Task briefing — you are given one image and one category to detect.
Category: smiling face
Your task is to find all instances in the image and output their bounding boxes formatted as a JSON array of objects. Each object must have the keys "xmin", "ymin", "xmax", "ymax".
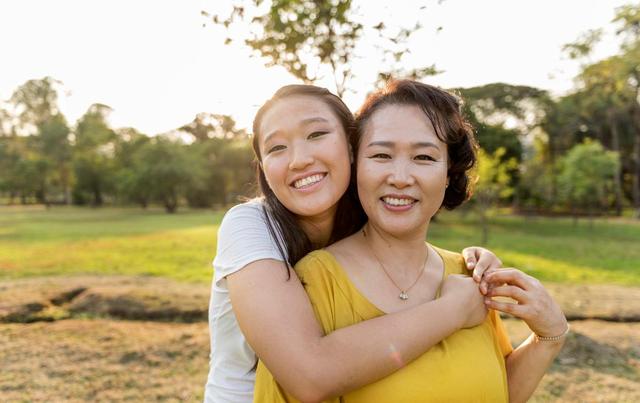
[
  {"xmin": 258, "ymin": 95, "xmax": 352, "ymax": 219},
  {"xmin": 357, "ymin": 103, "xmax": 448, "ymax": 238}
]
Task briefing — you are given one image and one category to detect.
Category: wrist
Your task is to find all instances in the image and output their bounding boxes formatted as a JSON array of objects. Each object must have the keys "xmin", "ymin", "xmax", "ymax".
[{"xmin": 533, "ymin": 323, "xmax": 570, "ymax": 344}]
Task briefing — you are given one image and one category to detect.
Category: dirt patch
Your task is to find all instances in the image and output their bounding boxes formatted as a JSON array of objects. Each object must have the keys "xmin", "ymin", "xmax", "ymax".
[
  {"xmin": 2, "ymin": 276, "xmax": 639, "ymax": 324},
  {"xmin": 0, "ymin": 319, "xmax": 209, "ymax": 401},
  {"xmin": 1, "ymin": 276, "xmax": 639, "ymax": 401},
  {"xmin": 0, "ymin": 276, "xmax": 209, "ymax": 323},
  {"xmin": 545, "ymin": 283, "xmax": 640, "ymax": 322},
  {"xmin": 1, "ymin": 318, "xmax": 638, "ymax": 402},
  {"xmin": 503, "ymin": 319, "xmax": 640, "ymax": 402}
]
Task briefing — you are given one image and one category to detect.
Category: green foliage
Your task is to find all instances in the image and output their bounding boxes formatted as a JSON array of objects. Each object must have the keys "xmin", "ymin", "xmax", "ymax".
[
  {"xmin": 133, "ymin": 136, "xmax": 207, "ymax": 213},
  {"xmin": 517, "ymin": 137, "xmax": 555, "ymax": 211},
  {"xmin": 558, "ymin": 140, "xmax": 620, "ymax": 215},
  {"xmin": 73, "ymin": 104, "xmax": 117, "ymax": 206},
  {"xmin": 475, "ymin": 147, "xmax": 517, "ymax": 203},
  {"xmin": 9, "ymin": 76, "xmax": 61, "ymax": 132},
  {"xmin": 37, "ymin": 114, "xmax": 72, "ymax": 203},
  {"xmin": 472, "ymin": 147, "xmax": 518, "ymax": 244},
  {"xmin": 208, "ymin": 1, "xmax": 434, "ymax": 96},
  {"xmin": 562, "ymin": 28, "xmax": 603, "ymax": 60}
]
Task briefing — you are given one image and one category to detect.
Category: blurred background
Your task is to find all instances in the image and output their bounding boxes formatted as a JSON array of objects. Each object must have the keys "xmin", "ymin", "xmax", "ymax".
[{"xmin": 1, "ymin": 0, "xmax": 639, "ymax": 401}]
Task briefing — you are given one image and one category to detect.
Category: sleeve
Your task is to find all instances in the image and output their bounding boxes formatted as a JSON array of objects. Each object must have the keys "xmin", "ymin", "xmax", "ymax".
[
  {"xmin": 212, "ymin": 202, "xmax": 286, "ymax": 289},
  {"xmin": 490, "ymin": 309, "xmax": 514, "ymax": 357},
  {"xmin": 295, "ymin": 253, "xmax": 339, "ymax": 335}
]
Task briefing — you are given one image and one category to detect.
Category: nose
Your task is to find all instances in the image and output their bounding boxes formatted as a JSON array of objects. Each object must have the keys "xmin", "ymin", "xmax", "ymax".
[
  {"xmin": 288, "ymin": 141, "xmax": 314, "ymax": 170},
  {"xmin": 386, "ymin": 160, "xmax": 415, "ymax": 188}
]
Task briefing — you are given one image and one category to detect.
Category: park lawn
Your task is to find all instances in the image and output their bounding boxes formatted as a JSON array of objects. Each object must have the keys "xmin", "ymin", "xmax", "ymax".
[
  {"xmin": 1, "ymin": 206, "xmax": 639, "ymax": 285},
  {"xmin": 430, "ymin": 211, "xmax": 640, "ymax": 285},
  {"xmin": 0, "ymin": 206, "xmax": 222, "ymax": 283}
]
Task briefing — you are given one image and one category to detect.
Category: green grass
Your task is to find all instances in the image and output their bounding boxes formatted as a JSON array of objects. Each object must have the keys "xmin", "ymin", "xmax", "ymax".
[
  {"xmin": 1, "ymin": 206, "xmax": 639, "ymax": 285},
  {"xmin": 0, "ymin": 206, "xmax": 223, "ymax": 282},
  {"xmin": 430, "ymin": 211, "xmax": 640, "ymax": 285}
]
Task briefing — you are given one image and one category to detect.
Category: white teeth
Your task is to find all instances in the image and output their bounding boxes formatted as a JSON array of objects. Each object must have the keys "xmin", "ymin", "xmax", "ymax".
[
  {"xmin": 382, "ymin": 197, "xmax": 414, "ymax": 206},
  {"xmin": 294, "ymin": 174, "xmax": 324, "ymax": 189}
]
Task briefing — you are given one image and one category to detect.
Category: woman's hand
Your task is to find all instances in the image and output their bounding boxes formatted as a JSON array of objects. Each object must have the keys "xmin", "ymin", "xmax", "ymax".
[
  {"xmin": 482, "ymin": 268, "xmax": 568, "ymax": 338},
  {"xmin": 461, "ymin": 246, "xmax": 503, "ymax": 284},
  {"xmin": 440, "ymin": 274, "xmax": 488, "ymax": 329}
]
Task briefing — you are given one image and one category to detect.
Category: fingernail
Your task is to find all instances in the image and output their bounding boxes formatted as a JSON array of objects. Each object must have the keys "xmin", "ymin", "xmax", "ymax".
[{"xmin": 467, "ymin": 262, "xmax": 475, "ymax": 268}]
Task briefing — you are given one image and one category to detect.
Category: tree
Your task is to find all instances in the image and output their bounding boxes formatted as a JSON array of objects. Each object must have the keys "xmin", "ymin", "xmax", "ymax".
[
  {"xmin": 178, "ymin": 113, "xmax": 246, "ymax": 142},
  {"xmin": 73, "ymin": 104, "xmax": 117, "ymax": 206},
  {"xmin": 9, "ymin": 77, "xmax": 62, "ymax": 134},
  {"xmin": 206, "ymin": 1, "xmax": 436, "ymax": 96},
  {"xmin": 36, "ymin": 113, "xmax": 72, "ymax": 204},
  {"xmin": 459, "ymin": 83, "xmax": 549, "ymax": 163},
  {"xmin": 574, "ymin": 56, "xmax": 634, "ymax": 215},
  {"xmin": 134, "ymin": 136, "xmax": 205, "ymax": 213},
  {"xmin": 113, "ymin": 128, "xmax": 152, "ymax": 208},
  {"xmin": 516, "ymin": 136, "xmax": 555, "ymax": 212},
  {"xmin": 472, "ymin": 147, "xmax": 517, "ymax": 245},
  {"xmin": 566, "ymin": 3, "xmax": 640, "ymax": 218},
  {"xmin": 558, "ymin": 140, "xmax": 619, "ymax": 223},
  {"xmin": 5, "ymin": 77, "xmax": 71, "ymax": 205}
]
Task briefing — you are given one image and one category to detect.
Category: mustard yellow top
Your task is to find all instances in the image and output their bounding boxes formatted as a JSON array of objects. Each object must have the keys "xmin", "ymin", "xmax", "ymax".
[{"xmin": 254, "ymin": 246, "xmax": 513, "ymax": 403}]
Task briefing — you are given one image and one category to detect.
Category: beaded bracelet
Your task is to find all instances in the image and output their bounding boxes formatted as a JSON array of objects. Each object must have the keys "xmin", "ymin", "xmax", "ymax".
[{"xmin": 534, "ymin": 324, "xmax": 570, "ymax": 342}]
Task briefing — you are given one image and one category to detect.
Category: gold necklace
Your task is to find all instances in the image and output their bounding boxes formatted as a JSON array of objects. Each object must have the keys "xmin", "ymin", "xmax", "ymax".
[{"xmin": 362, "ymin": 227, "xmax": 429, "ymax": 301}]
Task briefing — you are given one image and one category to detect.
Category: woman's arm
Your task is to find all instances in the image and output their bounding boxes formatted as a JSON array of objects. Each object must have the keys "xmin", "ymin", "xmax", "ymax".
[
  {"xmin": 228, "ymin": 260, "xmax": 488, "ymax": 402},
  {"xmin": 483, "ymin": 269, "xmax": 568, "ymax": 403}
]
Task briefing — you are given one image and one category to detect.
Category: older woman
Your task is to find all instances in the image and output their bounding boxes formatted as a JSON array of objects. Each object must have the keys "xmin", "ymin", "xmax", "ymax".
[{"xmin": 253, "ymin": 80, "xmax": 568, "ymax": 402}]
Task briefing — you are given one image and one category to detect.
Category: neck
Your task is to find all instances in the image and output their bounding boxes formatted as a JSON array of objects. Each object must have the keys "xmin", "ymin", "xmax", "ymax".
[
  {"xmin": 361, "ymin": 221, "xmax": 430, "ymax": 273},
  {"xmin": 297, "ymin": 205, "xmax": 337, "ymax": 248}
]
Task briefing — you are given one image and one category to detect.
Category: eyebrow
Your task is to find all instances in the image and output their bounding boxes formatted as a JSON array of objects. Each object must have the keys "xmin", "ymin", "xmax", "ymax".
[
  {"xmin": 366, "ymin": 141, "xmax": 441, "ymax": 150},
  {"xmin": 263, "ymin": 117, "xmax": 331, "ymax": 145}
]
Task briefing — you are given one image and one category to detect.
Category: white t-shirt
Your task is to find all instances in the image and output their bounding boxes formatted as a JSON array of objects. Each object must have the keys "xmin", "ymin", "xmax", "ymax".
[{"xmin": 204, "ymin": 200, "xmax": 286, "ymax": 403}]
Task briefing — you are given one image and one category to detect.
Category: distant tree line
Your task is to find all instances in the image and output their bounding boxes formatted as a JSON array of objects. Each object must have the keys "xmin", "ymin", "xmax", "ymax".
[
  {"xmin": 205, "ymin": 1, "xmax": 640, "ymax": 219},
  {"xmin": 0, "ymin": 78, "xmax": 254, "ymax": 212},
  {"xmin": 1, "ymin": 4, "xmax": 638, "ymax": 217}
]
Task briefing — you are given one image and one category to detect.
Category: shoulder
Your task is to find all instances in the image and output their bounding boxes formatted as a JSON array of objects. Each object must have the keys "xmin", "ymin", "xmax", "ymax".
[
  {"xmin": 217, "ymin": 199, "xmax": 274, "ymax": 241},
  {"xmin": 431, "ymin": 245, "xmax": 467, "ymax": 275},
  {"xmin": 214, "ymin": 199, "xmax": 285, "ymax": 282},
  {"xmin": 294, "ymin": 250, "xmax": 343, "ymax": 284},
  {"xmin": 220, "ymin": 199, "xmax": 267, "ymax": 225}
]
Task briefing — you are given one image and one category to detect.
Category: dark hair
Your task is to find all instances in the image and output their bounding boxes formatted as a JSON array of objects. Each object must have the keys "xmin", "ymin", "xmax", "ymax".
[
  {"xmin": 355, "ymin": 80, "xmax": 478, "ymax": 209},
  {"xmin": 252, "ymin": 84, "xmax": 366, "ymax": 272}
]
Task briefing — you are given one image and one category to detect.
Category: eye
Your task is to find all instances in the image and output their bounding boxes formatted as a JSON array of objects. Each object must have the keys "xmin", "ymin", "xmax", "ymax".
[
  {"xmin": 307, "ymin": 131, "xmax": 328, "ymax": 140},
  {"xmin": 415, "ymin": 154, "xmax": 436, "ymax": 162},
  {"xmin": 266, "ymin": 144, "xmax": 286, "ymax": 154},
  {"xmin": 370, "ymin": 153, "xmax": 391, "ymax": 159}
]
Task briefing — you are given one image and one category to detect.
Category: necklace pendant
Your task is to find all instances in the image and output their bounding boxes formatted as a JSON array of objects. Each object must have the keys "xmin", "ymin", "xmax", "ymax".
[{"xmin": 399, "ymin": 291, "xmax": 409, "ymax": 300}]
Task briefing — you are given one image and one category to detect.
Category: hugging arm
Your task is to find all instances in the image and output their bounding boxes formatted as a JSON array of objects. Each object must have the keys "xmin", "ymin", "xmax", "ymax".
[
  {"xmin": 483, "ymin": 269, "xmax": 568, "ymax": 403},
  {"xmin": 228, "ymin": 256, "xmax": 489, "ymax": 402}
]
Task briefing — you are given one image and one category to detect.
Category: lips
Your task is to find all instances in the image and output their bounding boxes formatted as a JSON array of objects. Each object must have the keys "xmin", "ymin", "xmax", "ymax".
[{"xmin": 291, "ymin": 173, "xmax": 326, "ymax": 189}]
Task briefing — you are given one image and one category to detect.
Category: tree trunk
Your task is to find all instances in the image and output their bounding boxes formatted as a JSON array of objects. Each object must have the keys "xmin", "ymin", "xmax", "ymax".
[
  {"xmin": 607, "ymin": 108, "xmax": 623, "ymax": 216},
  {"xmin": 164, "ymin": 192, "xmax": 177, "ymax": 213},
  {"xmin": 93, "ymin": 186, "xmax": 103, "ymax": 206},
  {"xmin": 479, "ymin": 200, "xmax": 489, "ymax": 245},
  {"xmin": 548, "ymin": 133, "xmax": 558, "ymax": 206}
]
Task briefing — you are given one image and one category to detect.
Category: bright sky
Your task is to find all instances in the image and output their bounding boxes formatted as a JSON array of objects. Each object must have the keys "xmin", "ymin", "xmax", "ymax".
[{"xmin": 0, "ymin": 0, "xmax": 631, "ymax": 134}]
